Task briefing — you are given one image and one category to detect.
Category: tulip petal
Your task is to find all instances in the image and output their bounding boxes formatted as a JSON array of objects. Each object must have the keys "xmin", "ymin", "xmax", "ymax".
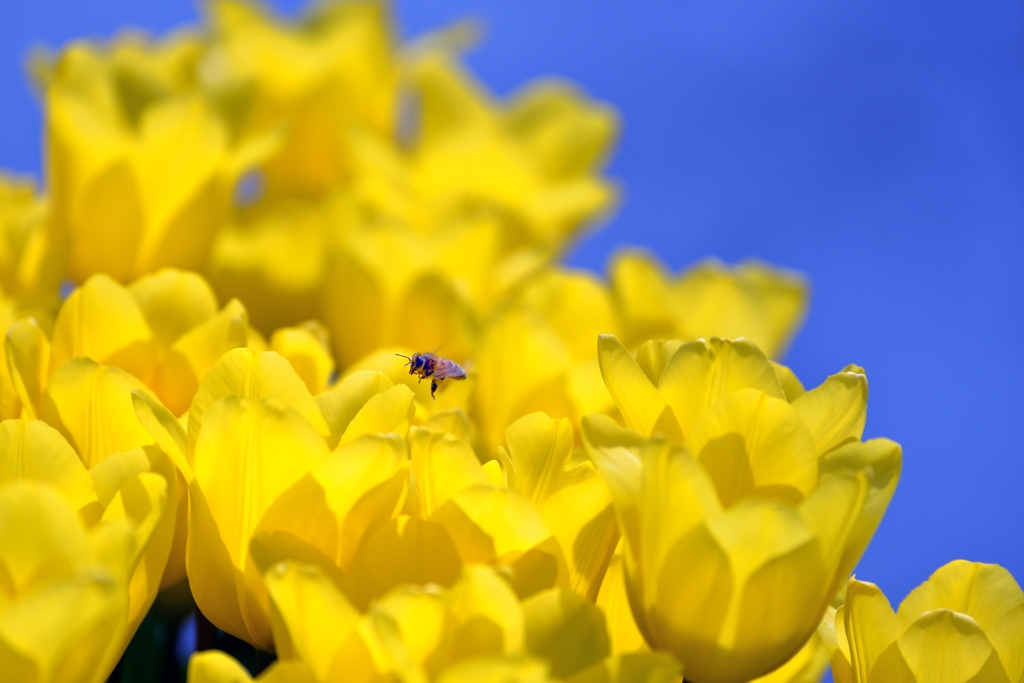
[
  {"xmin": 50, "ymin": 274, "xmax": 155, "ymax": 381},
  {"xmin": 0, "ymin": 482, "xmax": 90, "ymax": 597},
  {"xmin": 634, "ymin": 340, "xmax": 684, "ymax": 386},
  {"xmin": 0, "ymin": 419, "xmax": 98, "ymax": 515},
  {"xmin": 338, "ymin": 384, "xmax": 415, "ymax": 447},
  {"xmin": 187, "ymin": 650, "xmax": 254, "ymax": 683},
  {"xmin": 819, "ymin": 439, "xmax": 902, "ymax": 583},
  {"xmin": 658, "ymin": 337, "xmax": 785, "ymax": 438},
  {"xmin": 897, "ymin": 561, "xmax": 1024, "ymax": 633},
  {"xmin": 799, "ymin": 472, "xmax": 868, "ymax": 601},
  {"xmin": 688, "ymin": 388, "xmax": 818, "ymax": 506},
  {"xmin": 504, "ymin": 412, "xmax": 575, "ymax": 503},
  {"xmin": 596, "ymin": 335, "xmax": 676, "ymax": 438},
  {"xmin": 607, "ymin": 251, "xmax": 677, "ymax": 346},
  {"xmin": 877, "ymin": 609, "xmax": 1008, "ymax": 683},
  {"xmin": 987, "ymin": 602, "xmax": 1024, "ymax": 683},
  {"xmin": 411, "ymin": 427, "xmax": 487, "ymax": 519},
  {"xmin": 792, "ymin": 365, "xmax": 868, "ymax": 455},
  {"xmin": 771, "ymin": 362, "xmax": 806, "ymax": 402},
  {"xmin": 315, "ymin": 371, "xmax": 395, "ymax": 449},
  {"xmin": 596, "ymin": 554, "xmax": 649, "ymax": 655},
  {"xmin": 189, "ymin": 397, "xmax": 329, "ymax": 647},
  {"xmin": 154, "ymin": 299, "xmax": 249, "ymax": 416},
  {"xmin": 270, "ymin": 323, "xmax": 335, "ymax": 396},
  {"xmin": 435, "ymin": 656, "xmax": 550, "ymax": 683},
  {"xmin": 263, "ymin": 562, "xmax": 360, "ymax": 680},
  {"xmin": 342, "ymin": 516, "xmax": 462, "ymax": 611},
  {"xmin": 5, "ymin": 318, "xmax": 50, "ymax": 419},
  {"xmin": 842, "ymin": 579, "xmax": 900, "ymax": 683},
  {"xmin": 523, "ymin": 588, "xmax": 610, "ymax": 678},
  {"xmin": 41, "ymin": 358, "xmax": 154, "ymax": 468},
  {"xmin": 131, "ymin": 389, "xmax": 191, "ymax": 479},
  {"xmin": 748, "ymin": 633, "xmax": 830, "ymax": 683},
  {"xmin": 128, "ymin": 269, "xmax": 218, "ymax": 347},
  {"xmin": 444, "ymin": 565, "xmax": 526, "ymax": 661},
  {"xmin": 187, "ymin": 348, "xmax": 328, "ymax": 456},
  {"xmin": 566, "ymin": 652, "xmax": 682, "ymax": 683}
]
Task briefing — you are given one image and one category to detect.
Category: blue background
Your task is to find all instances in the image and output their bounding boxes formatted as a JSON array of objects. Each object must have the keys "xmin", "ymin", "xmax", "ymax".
[{"xmin": 2, "ymin": 0, "xmax": 1022, "ymax": 637}]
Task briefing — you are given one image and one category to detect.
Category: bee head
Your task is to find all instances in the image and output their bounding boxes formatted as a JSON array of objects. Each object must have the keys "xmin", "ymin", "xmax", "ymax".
[{"xmin": 395, "ymin": 352, "xmax": 422, "ymax": 372}]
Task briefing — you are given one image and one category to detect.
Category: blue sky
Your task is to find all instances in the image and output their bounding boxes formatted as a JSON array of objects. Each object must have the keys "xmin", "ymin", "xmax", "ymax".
[{"xmin": 2, "ymin": 0, "xmax": 1022, "ymax": 615}]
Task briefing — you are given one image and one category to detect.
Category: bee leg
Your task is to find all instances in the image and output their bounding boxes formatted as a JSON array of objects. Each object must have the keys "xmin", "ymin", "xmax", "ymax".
[{"xmin": 430, "ymin": 378, "xmax": 439, "ymax": 399}]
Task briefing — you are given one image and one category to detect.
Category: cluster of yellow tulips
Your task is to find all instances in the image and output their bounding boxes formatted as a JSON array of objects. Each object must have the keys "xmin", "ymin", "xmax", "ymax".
[{"xmin": 1, "ymin": 1, "xmax": 1020, "ymax": 682}]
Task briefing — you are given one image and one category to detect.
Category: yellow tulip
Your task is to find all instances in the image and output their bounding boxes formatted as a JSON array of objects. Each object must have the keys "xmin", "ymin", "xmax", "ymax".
[
  {"xmin": 585, "ymin": 334, "xmax": 902, "ymax": 683},
  {"xmin": 821, "ymin": 561, "xmax": 1024, "ymax": 683},
  {"xmin": 155, "ymin": 347, "xmax": 422, "ymax": 648},
  {"xmin": 0, "ymin": 414, "xmax": 178, "ymax": 681},
  {"xmin": 609, "ymin": 250, "xmax": 808, "ymax": 359},
  {"xmin": 202, "ymin": 0, "xmax": 399, "ymax": 197},
  {"xmin": 185, "ymin": 560, "xmax": 681, "ymax": 682},
  {"xmin": 42, "ymin": 41, "xmax": 275, "ymax": 282}
]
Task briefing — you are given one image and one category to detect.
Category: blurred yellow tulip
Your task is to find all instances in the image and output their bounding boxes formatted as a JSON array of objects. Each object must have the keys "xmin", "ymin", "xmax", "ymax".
[
  {"xmin": 41, "ymin": 40, "xmax": 275, "ymax": 282},
  {"xmin": 822, "ymin": 561, "xmax": 1024, "ymax": 683},
  {"xmin": 585, "ymin": 334, "xmax": 901, "ymax": 683}
]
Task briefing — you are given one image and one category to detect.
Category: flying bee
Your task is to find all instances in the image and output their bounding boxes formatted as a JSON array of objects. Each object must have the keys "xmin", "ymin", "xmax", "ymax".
[{"xmin": 395, "ymin": 351, "xmax": 467, "ymax": 399}]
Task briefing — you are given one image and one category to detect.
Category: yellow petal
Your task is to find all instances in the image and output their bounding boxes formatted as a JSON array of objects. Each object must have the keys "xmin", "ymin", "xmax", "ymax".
[
  {"xmin": 50, "ymin": 274, "xmax": 155, "ymax": 381},
  {"xmin": 607, "ymin": 251, "xmax": 677, "ymax": 346},
  {"xmin": 842, "ymin": 578, "xmax": 900, "ymax": 683},
  {"xmin": 673, "ymin": 259, "xmax": 809, "ymax": 359},
  {"xmin": 435, "ymin": 656, "xmax": 551, "ymax": 683},
  {"xmin": 879, "ymin": 609, "xmax": 1007, "ymax": 683},
  {"xmin": 596, "ymin": 335, "xmax": 676, "ymax": 439},
  {"xmin": 987, "ymin": 601, "xmax": 1024, "ymax": 683},
  {"xmin": 263, "ymin": 562, "xmax": 360, "ymax": 680},
  {"xmin": 342, "ymin": 516, "xmax": 462, "ymax": 611},
  {"xmin": 256, "ymin": 661, "xmax": 319, "ymax": 683},
  {"xmin": 0, "ymin": 574, "xmax": 129, "ymax": 683},
  {"xmin": 41, "ymin": 358, "xmax": 154, "ymax": 468},
  {"xmin": 131, "ymin": 389, "xmax": 191, "ymax": 480},
  {"xmin": 748, "ymin": 633, "xmax": 829, "ymax": 683},
  {"xmin": 540, "ymin": 474, "xmax": 618, "ymax": 600},
  {"xmin": 0, "ymin": 482, "xmax": 90, "ymax": 598},
  {"xmin": 596, "ymin": 554, "xmax": 649, "ymax": 655},
  {"xmin": 128, "ymin": 269, "xmax": 218, "ymax": 348},
  {"xmin": 634, "ymin": 339, "xmax": 684, "ymax": 386},
  {"xmin": 338, "ymin": 384, "xmax": 415, "ymax": 448},
  {"xmin": 772, "ymin": 362, "xmax": 806, "ymax": 402},
  {"xmin": 187, "ymin": 650, "xmax": 254, "ymax": 683},
  {"xmin": 566, "ymin": 652, "xmax": 681, "ymax": 683},
  {"xmin": 421, "ymin": 408, "xmax": 472, "ymax": 440},
  {"xmin": 792, "ymin": 365, "xmax": 868, "ymax": 455},
  {"xmin": 819, "ymin": 439, "xmax": 902, "ymax": 583},
  {"xmin": 5, "ymin": 318, "xmax": 50, "ymax": 419},
  {"xmin": 315, "ymin": 371, "xmax": 395, "ymax": 449},
  {"xmin": 189, "ymin": 397, "xmax": 329, "ymax": 648},
  {"xmin": 799, "ymin": 472, "xmax": 868, "ymax": 602},
  {"xmin": 154, "ymin": 299, "xmax": 249, "ymax": 417},
  {"xmin": 658, "ymin": 337, "xmax": 785, "ymax": 438},
  {"xmin": 444, "ymin": 565, "xmax": 526, "ymax": 662},
  {"xmin": 0, "ymin": 419, "xmax": 98, "ymax": 515},
  {"xmin": 270, "ymin": 322, "xmax": 335, "ymax": 396},
  {"xmin": 187, "ymin": 348, "xmax": 328, "ymax": 456},
  {"xmin": 897, "ymin": 561, "xmax": 1024, "ymax": 633},
  {"xmin": 410, "ymin": 426, "xmax": 487, "ymax": 519},
  {"xmin": 504, "ymin": 412, "xmax": 575, "ymax": 503},
  {"xmin": 523, "ymin": 588, "xmax": 610, "ymax": 678},
  {"xmin": 687, "ymin": 388, "xmax": 818, "ymax": 506}
]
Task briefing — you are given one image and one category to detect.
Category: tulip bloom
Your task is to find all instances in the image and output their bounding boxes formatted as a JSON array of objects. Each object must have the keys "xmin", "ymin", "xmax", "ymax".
[
  {"xmin": 586, "ymin": 334, "xmax": 901, "ymax": 683},
  {"xmin": 822, "ymin": 561, "xmax": 1024, "ymax": 683},
  {"xmin": 186, "ymin": 561, "xmax": 681, "ymax": 683},
  {"xmin": 0, "ymin": 416, "xmax": 177, "ymax": 681}
]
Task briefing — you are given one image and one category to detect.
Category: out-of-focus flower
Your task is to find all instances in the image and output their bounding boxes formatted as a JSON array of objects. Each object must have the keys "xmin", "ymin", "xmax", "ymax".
[
  {"xmin": 40, "ymin": 39, "xmax": 275, "ymax": 283},
  {"xmin": 203, "ymin": 0, "xmax": 399, "ymax": 197},
  {"xmin": 185, "ymin": 561, "xmax": 681, "ymax": 683},
  {"xmin": 585, "ymin": 334, "xmax": 901, "ymax": 683},
  {"xmin": 821, "ymin": 561, "xmax": 1024, "ymax": 683},
  {"xmin": 469, "ymin": 251, "xmax": 808, "ymax": 457},
  {"xmin": 350, "ymin": 53, "xmax": 618, "ymax": 254},
  {"xmin": 0, "ymin": 414, "xmax": 177, "ymax": 681}
]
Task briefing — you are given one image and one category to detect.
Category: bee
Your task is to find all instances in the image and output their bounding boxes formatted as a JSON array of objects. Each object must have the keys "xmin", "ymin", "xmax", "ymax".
[{"xmin": 395, "ymin": 351, "xmax": 467, "ymax": 399}]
